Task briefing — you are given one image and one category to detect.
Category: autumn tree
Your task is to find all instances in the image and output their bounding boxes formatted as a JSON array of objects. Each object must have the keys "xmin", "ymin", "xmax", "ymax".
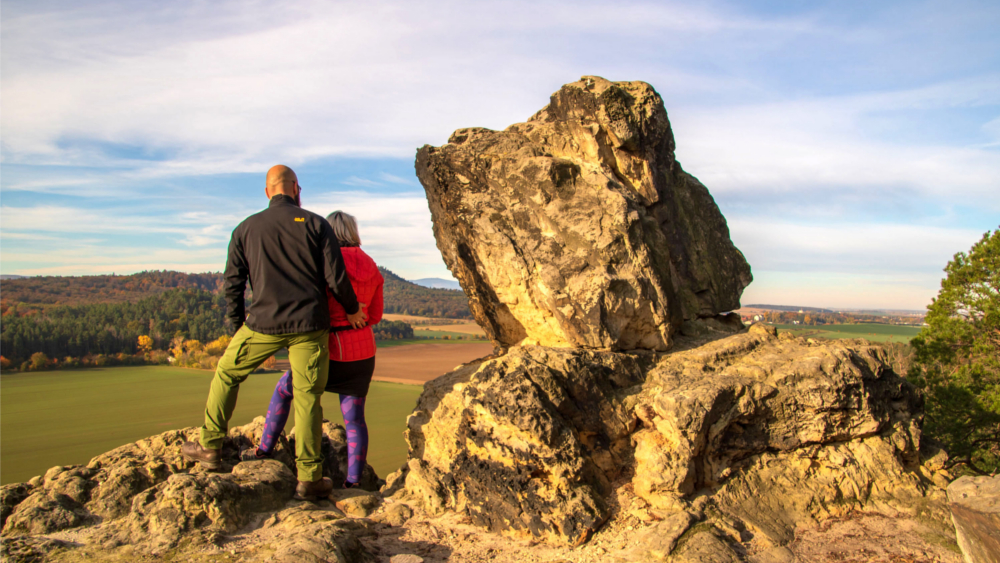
[
  {"xmin": 909, "ymin": 228, "xmax": 1000, "ymax": 474},
  {"xmin": 30, "ymin": 352, "xmax": 49, "ymax": 371}
]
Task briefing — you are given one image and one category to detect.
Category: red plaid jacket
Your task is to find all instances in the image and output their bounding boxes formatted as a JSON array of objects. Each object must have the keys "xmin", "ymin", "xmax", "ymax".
[{"xmin": 327, "ymin": 247, "xmax": 384, "ymax": 361}]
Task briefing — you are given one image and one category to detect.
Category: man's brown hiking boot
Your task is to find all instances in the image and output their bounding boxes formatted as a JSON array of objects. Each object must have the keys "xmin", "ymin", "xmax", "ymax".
[
  {"xmin": 181, "ymin": 441, "xmax": 221, "ymax": 470},
  {"xmin": 295, "ymin": 477, "xmax": 333, "ymax": 501}
]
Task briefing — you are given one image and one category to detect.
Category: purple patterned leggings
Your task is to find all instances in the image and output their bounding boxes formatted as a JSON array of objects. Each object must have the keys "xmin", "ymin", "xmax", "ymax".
[{"xmin": 258, "ymin": 370, "xmax": 369, "ymax": 484}]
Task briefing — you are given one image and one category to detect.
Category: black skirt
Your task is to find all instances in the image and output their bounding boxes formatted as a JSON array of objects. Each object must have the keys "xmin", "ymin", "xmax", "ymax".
[{"xmin": 325, "ymin": 356, "xmax": 375, "ymax": 397}]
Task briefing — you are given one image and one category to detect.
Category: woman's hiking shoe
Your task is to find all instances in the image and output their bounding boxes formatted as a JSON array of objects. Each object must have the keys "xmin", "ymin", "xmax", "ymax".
[
  {"xmin": 181, "ymin": 442, "xmax": 221, "ymax": 470},
  {"xmin": 239, "ymin": 446, "xmax": 271, "ymax": 462},
  {"xmin": 295, "ymin": 477, "xmax": 334, "ymax": 501},
  {"xmin": 342, "ymin": 480, "xmax": 361, "ymax": 489}
]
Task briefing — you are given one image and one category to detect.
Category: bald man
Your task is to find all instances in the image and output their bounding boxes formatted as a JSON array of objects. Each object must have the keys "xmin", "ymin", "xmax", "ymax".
[{"xmin": 182, "ymin": 164, "xmax": 366, "ymax": 501}]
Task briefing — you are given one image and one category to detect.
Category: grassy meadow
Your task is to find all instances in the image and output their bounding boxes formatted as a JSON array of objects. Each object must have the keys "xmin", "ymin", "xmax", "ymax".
[
  {"xmin": 770, "ymin": 323, "xmax": 923, "ymax": 343},
  {"xmin": 0, "ymin": 366, "xmax": 422, "ymax": 485}
]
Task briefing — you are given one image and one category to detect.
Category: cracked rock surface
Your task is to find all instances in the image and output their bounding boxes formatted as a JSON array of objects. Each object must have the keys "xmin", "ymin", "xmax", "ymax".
[{"xmin": 416, "ymin": 75, "xmax": 751, "ymax": 351}]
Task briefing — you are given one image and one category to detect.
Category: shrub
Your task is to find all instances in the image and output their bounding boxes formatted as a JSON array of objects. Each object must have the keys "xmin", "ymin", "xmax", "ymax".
[{"xmin": 30, "ymin": 352, "xmax": 49, "ymax": 371}]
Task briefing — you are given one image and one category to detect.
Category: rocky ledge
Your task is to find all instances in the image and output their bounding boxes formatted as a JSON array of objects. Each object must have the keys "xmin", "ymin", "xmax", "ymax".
[
  {"xmin": 0, "ymin": 418, "xmax": 383, "ymax": 563},
  {"xmin": 391, "ymin": 324, "xmax": 956, "ymax": 556}
]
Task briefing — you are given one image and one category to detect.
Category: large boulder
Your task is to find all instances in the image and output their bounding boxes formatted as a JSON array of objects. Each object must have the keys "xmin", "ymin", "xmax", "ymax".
[
  {"xmin": 395, "ymin": 324, "xmax": 938, "ymax": 546},
  {"xmin": 416, "ymin": 76, "xmax": 751, "ymax": 352},
  {"xmin": 948, "ymin": 474, "xmax": 1000, "ymax": 563}
]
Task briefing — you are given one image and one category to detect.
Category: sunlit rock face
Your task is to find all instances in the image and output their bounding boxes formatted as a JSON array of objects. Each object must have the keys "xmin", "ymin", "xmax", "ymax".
[
  {"xmin": 397, "ymin": 325, "xmax": 935, "ymax": 546},
  {"xmin": 399, "ymin": 77, "xmax": 941, "ymax": 550},
  {"xmin": 416, "ymin": 76, "xmax": 752, "ymax": 352}
]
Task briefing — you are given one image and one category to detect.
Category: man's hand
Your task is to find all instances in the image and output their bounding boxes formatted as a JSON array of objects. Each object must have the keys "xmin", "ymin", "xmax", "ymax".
[{"xmin": 347, "ymin": 303, "xmax": 368, "ymax": 329}]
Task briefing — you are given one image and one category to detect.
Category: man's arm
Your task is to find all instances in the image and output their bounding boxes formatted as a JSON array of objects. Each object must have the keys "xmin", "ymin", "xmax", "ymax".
[
  {"xmin": 320, "ymin": 220, "xmax": 361, "ymax": 318},
  {"xmin": 223, "ymin": 228, "xmax": 249, "ymax": 333}
]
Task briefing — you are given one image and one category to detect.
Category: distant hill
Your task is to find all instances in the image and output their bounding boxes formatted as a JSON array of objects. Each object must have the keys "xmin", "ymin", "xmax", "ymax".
[
  {"xmin": 1, "ymin": 269, "xmax": 472, "ymax": 319},
  {"xmin": 743, "ymin": 304, "xmax": 835, "ymax": 313},
  {"xmin": 409, "ymin": 277, "xmax": 462, "ymax": 291},
  {"xmin": 379, "ymin": 268, "xmax": 470, "ymax": 318},
  {"xmin": 0, "ymin": 274, "xmax": 28, "ymax": 280},
  {"xmin": 0, "ymin": 271, "xmax": 222, "ymax": 306}
]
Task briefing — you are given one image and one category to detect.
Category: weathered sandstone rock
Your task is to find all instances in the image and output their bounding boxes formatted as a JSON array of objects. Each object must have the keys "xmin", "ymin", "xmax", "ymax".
[
  {"xmin": 92, "ymin": 459, "xmax": 297, "ymax": 553},
  {"xmin": 0, "ymin": 417, "xmax": 379, "ymax": 561},
  {"xmin": 416, "ymin": 76, "xmax": 751, "ymax": 351},
  {"xmin": 948, "ymin": 474, "xmax": 1000, "ymax": 563},
  {"xmin": 395, "ymin": 324, "xmax": 937, "ymax": 549},
  {"xmin": 400, "ymin": 344, "xmax": 650, "ymax": 543}
]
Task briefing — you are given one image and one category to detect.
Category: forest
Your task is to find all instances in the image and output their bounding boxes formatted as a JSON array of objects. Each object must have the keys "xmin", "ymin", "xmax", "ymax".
[
  {"xmin": 0, "ymin": 284, "xmax": 416, "ymax": 372},
  {"xmin": 0, "ymin": 271, "xmax": 223, "ymax": 306}
]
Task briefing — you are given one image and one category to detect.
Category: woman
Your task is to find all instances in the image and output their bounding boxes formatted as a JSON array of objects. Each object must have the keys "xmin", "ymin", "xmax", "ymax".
[{"xmin": 244, "ymin": 211, "xmax": 384, "ymax": 489}]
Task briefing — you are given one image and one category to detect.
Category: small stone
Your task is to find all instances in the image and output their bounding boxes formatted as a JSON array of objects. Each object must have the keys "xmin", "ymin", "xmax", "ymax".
[
  {"xmin": 630, "ymin": 509, "xmax": 653, "ymax": 522},
  {"xmin": 334, "ymin": 489, "xmax": 381, "ymax": 518},
  {"xmin": 390, "ymin": 555, "xmax": 424, "ymax": 563}
]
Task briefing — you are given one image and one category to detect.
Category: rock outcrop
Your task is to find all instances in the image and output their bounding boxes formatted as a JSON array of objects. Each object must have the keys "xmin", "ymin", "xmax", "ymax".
[
  {"xmin": 392, "ymin": 76, "xmax": 950, "ymax": 557},
  {"xmin": 416, "ymin": 75, "xmax": 751, "ymax": 351},
  {"xmin": 0, "ymin": 417, "xmax": 383, "ymax": 562},
  {"xmin": 948, "ymin": 474, "xmax": 1000, "ymax": 563},
  {"xmin": 395, "ymin": 324, "xmax": 944, "ymax": 549}
]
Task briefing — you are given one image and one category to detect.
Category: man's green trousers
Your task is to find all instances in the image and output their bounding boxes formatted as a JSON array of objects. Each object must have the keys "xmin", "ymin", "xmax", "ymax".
[{"xmin": 199, "ymin": 326, "xmax": 329, "ymax": 482}]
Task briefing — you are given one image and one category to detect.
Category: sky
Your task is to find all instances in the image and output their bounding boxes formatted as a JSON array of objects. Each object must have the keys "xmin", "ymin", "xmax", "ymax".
[{"xmin": 1, "ymin": 0, "xmax": 998, "ymax": 310}]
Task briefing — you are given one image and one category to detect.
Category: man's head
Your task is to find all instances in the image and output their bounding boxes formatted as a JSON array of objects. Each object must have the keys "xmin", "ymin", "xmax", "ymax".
[{"xmin": 265, "ymin": 165, "xmax": 301, "ymax": 206}]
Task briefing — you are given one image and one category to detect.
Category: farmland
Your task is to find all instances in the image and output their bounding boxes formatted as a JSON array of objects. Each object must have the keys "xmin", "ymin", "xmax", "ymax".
[
  {"xmin": 0, "ymin": 358, "xmax": 450, "ymax": 485},
  {"xmin": 769, "ymin": 323, "xmax": 923, "ymax": 343}
]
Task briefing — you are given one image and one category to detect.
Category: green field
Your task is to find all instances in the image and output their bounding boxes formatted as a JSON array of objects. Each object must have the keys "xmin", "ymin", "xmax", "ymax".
[
  {"xmin": 770, "ymin": 323, "xmax": 924, "ymax": 343},
  {"xmin": 0, "ymin": 366, "xmax": 422, "ymax": 485}
]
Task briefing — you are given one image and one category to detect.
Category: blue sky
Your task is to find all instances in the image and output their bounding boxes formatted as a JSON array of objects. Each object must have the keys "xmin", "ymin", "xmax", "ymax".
[{"xmin": 1, "ymin": 0, "xmax": 998, "ymax": 310}]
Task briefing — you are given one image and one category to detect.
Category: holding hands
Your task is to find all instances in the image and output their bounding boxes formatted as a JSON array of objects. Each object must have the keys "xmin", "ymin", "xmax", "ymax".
[{"xmin": 347, "ymin": 303, "xmax": 368, "ymax": 329}]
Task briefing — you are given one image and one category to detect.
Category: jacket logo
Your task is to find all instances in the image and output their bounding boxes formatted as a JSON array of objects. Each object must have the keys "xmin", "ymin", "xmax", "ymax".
[{"xmin": 294, "ymin": 217, "xmax": 305, "ymax": 222}]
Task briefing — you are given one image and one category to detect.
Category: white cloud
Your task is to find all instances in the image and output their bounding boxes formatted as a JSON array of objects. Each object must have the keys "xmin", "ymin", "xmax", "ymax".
[
  {"xmin": 0, "ymin": 191, "xmax": 452, "ymax": 280},
  {"xmin": 378, "ymin": 172, "xmax": 415, "ymax": 185},
  {"xmin": 2, "ymin": 0, "xmax": 998, "ymax": 305},
  {"xmin": 728, "ymin": 220, "xmax": 987, "ymax": 275},
  {"xmin": 1, "ymin": 245, "xmax": 224, "ymax": 276},
  {"xmin": 0, "ymin": 1, "xmax": 814, "ymax": 170},
  {"xmin": 739, "ymin": 271, "xmax": 941, "ymax": 311},
  {"xmin": 672, "ymin": 77, "xmax": 1000, "ymax": 208},
  {"xmin": 303, "ymin": 190, "xmax": 446, "ymax": 277}
]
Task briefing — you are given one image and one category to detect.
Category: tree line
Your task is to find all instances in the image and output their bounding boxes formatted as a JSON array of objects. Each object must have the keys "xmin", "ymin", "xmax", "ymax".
[
  {"xmin": 0, "ymin": 268, "xmax": 472, "ymax": 318},
  {"xmin": 0, "ymin": 288, "xmax": 415, "ymax": 372},
  {"xmin": 746, "ymin": 309, "xmax": 924, "ymax": 326}
]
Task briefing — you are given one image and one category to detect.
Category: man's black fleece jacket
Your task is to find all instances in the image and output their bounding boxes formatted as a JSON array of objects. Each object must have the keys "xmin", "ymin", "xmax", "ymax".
[{"xmin": 223, "ymin": 194, "xmax": 360, "ymax": 335}]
